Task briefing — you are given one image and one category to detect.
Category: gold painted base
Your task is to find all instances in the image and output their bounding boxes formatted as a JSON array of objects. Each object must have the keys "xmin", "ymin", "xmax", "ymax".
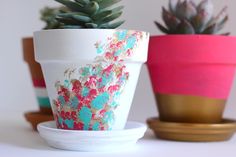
[
  {"xmin": 156, "ymin": 94, "xmax": 226, "ymax": 123},
  {"xmin": 147, "ymin": 117, "xmax": 236, "ymax": 142}
]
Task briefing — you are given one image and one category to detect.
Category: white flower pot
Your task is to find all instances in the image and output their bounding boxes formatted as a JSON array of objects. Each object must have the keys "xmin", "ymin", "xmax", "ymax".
[{"xmin": 34, "ymin": 29, "xmax": 149, "ymax": 130}]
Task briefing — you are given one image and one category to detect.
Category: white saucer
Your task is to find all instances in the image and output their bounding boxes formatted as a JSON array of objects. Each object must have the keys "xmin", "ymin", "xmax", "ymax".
[{"xmin": 37, "ymin": 121, "xmax": 147, "ymax": 151}]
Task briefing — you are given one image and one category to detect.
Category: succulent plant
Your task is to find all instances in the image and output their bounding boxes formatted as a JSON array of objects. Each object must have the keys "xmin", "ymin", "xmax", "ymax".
[
  {"xmin": 54, "ymin": 0, "xmax": 125, "ymax": 29},
  {"xmin": 155, "ymin": 0, "xmax": 229, "ymax": 35},
  {"xmin": 40, "ymin": 6, "xmax": 69, "ymax": 29}
]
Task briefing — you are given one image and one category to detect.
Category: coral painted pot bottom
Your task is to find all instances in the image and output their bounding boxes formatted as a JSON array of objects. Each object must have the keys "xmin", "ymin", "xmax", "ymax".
[
  {"xmin": 147, "ymin": 117, "xmax": 236, "ymax": 142},
  {"xmin": 156, "ymin": 94, "xmax": 226, "ymax": 123},
  {"xmin": 24, "ymin": 111, "xmax": 54, "ymax": 131}
]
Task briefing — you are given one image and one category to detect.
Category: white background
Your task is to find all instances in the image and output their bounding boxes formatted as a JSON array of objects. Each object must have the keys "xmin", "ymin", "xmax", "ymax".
[{"xmin": 1, "ymin": 0, "xmax": 236, "ymax": 122}]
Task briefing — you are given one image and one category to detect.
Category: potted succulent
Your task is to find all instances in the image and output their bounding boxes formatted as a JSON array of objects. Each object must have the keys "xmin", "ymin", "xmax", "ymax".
[
  {"xmin": 23, "ymin": 6, "xmax": 68, "ymax": 130},
  {"xmin": 34, "ymin": 0, "xmax": 149, "ymax": 130},
  {"xmin": 147, "ymin": 0, "xmax": 236, "ymax": 123}
]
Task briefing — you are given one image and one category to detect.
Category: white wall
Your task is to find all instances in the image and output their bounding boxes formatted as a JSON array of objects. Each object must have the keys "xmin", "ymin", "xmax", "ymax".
[{"xmin": 1, "ymin": 0, "xmax": 236, "ymax": 122}]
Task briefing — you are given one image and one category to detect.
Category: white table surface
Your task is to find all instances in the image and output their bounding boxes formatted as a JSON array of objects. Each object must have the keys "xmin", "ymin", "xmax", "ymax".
[{"xmin": 1, "ymin": 111, "xmax": 236, "ymax": 157}]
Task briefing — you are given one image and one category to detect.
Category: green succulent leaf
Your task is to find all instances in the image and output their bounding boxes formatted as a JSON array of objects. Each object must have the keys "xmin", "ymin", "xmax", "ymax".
[
  {"xmin": 216, "ymin": 15, "xmax": 228, "ymax": 31},
  {"xmin": 221, "ymin": 32, "xmax": 230, "ymax": 36},
  {"xmin": 95, "ymin": 0, "xmax": 122, "ymax": 9},
  {"xmin": 56, "ymin": 17, "xmax": 79, "ymax": 25},
  {"xmin": 40, "ymin": 6, "xmax": 70, "ymax": 29},
  {"xmin": 192, "ymin": 11, "xmax": 210, "ymax": 33},
  {"xmin": 162, "ymin": 7, "xmax": 181, "ymax": 32},
  {"xmin": 55, "ymin": 0, "xmax": 84, "ymax": 11},
  {"xmin": 154, "ymin": 21, "xmax": 170, "ymax": 34},
  {"xmin": 202, "ymin": 23, "xmax": 217, "ymax": 34},
  {"xmin": 176, "ymin": 0, "xmax": 197, "ymax": 20},
  {"xmin": 75, "ymin": 0, "xmax": 89, "ymax": 5},
  {"xmin": 111, "ymin": 5, "xmax": 125, "ymax": 13},
  {"xmin": 197, "ymin": 0, "xmax": 213, "ymax": 25},
  {"xmin": 92, "ymin": 10, "xmax": 112, "ymax": 20},
  {"xmin": 55, "ymin": 0, "xmax": 124, "ymax": 29},
  {"xmin": 169, "ymin": 0, "xmax": 178, "ymax": 14},
  {"xmin": 101, "ymin": 11, "xmax": 122, "ymax": 23},
  {"xmin": 177, "ymin": 20, "xmax": 195, "ymax": 34},
  {"xmin": 85, "ymin": 23, "xmax": 98, "ymax": 28},
  {"xmin": 213, "ymin": 6, "xmax": 228, "ymax": 25},
  {"xmin": 110, "ymin": 21, "xmax": 125, "ymax": 28},
  {"xmin": 84, "ymin": 1, "xmax": 99, "ymax": 15},
  {"xmin": 57, "ymin": 12, "xmax": 88, "ymax": 18},
  {"xmin": 62, "ymin": 25, "xmax": 83, "ymax": 29},
  {"xmin": 101, "ymin": 20, "xmax": 125, "ymax": 29},
  {"xmin": 72, "ymin": 14, "xmax": 92, "ymax": 22},
  {"xmin": 155, "ymin": 0, "xmax": 229, "ymax": 35}
]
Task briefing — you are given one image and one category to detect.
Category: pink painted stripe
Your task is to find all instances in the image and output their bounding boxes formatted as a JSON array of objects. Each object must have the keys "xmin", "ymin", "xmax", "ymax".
[
  {"xmin": 33, "ymin": 79, "xmax": 46, "ymax": 88},
  {"xmin": 147, "ymin": 35, "xmax": 236, "ymax": 99},
  {"xmin": 148, "ymin": 35, "xmax": 236, "ymax": 64}
]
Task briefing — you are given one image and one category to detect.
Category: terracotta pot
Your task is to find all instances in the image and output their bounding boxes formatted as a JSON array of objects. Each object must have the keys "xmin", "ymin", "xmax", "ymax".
[
  {"xmin": 24, "ymin": 111, "xmax": 54, "ymax": 131},
  {"xmin": 147, "ymin": 35, "xmax": 236, "ymax": 123},
  {"xmin": 22, "ymin": 37, "xmax": 52, "ymax": 114},
  {"xmin": 34, "ymin": 29, "xmax": 149, "ymax": 130}
]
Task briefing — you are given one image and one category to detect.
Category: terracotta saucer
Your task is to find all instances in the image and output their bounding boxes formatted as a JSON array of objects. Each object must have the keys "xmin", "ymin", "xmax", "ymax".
[
  {"xmin": 24, "ymin": 111, "xmax": 54, "ymax": 131},
  {"xmin": 147, "ymin": 117, "xmax": 236, "ymax": 142}
]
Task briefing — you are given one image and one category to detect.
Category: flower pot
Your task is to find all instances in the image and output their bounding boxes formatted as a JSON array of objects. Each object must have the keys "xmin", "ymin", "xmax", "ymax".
[
  {"xmin": 34, "ymin": 29, "xmax": 149, "ymax": 130},
  {"xmin": 147, "ymin": 35, "xmax": 236, "ymax": 123},
  {"xmin": 22, "ymin": 37, "xmax": 51, "ymax": 114}
]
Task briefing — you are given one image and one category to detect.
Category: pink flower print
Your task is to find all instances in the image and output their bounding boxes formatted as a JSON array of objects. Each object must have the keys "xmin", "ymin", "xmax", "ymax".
[
  {"xmin": 109, "ymin": 43, "xmax": 116, "ymax": 49},
  {"xmin": 57, "ymin": 86, "xmax": 70, "ymax": 103},
  {"xmin": 85, "ymin": 76, "xmax": 97, "ymax": 88},
  {"xmin": 105, "ymin": 52, "xmax": 113, "ymax": 60},
  {"xmin": 99, "ymin": 109, "xmax": 106, "ymax": 117},
  {"xmin": 53, "ymin": 100, "xmax": 60, "ymax": 108},
  {"xmin": 57, "ymin": 86, "xmax": 66, "ymax": 96},
  {"xmin": 60, "ymin": 111, "xmax": 66, "ymax": 120},
  {"xmin": 82, "ymin": 99, "xmax": 92, "ymax": 107},
  {"xmin": 71, "ymin": 111, "xmax": 77, "ymax": 121},
  {"xmin": 98, "ymin": 87, "xmax": 106, "ymax": 93},
  {"xmin": 103, "ymin": 64, "xmax": 113, "ymax": 75},
  {"xmin": 87, "ymin": 89, "xmax": 97, "ymax": 100},
  {"xmin": 114, "ymin": 56, "xmax": 118, "ymax": 61},
  {"xmin": 74, "ymin": 122, "xmax": 84, "ymax": 130},
  {"xmin": 65, "ymin": 111, "xmax": 70, "ymax": 119},
  {"xmin": 108, "ymin": 85, "xmax": 120, "ymax": 93},
  {"xmin": 92, "ymin": 113, "xmax": 96, "ymax": 119},
  {"xmin": 72, "ymin": 80, "xmax": 82, "ymax": 94},
  {"xmin": 100, "ymin": 126, "xmax": 105, "ymax": 130},
  {"xmin": 126, "ymin": 49, "xmax": 132, "ymax": 56},
  {"xmin": 116, "ymin": 41, "xmax": 123, "ymax": 47}
]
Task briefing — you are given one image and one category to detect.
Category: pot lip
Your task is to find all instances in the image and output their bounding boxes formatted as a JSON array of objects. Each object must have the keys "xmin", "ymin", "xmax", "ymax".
[
  {"xmin": 148, "ymin": 34, "xmax": 236, "ymax": 65},
  {"xmin": 22, "ymin": 36, "xmax": 33, "ymax": 41},
  {"xmin": 34, "ymin": 29, "xmax": 150, "ymax": 35},
  {"xmin": 150, "ymin": 34, "xmax": 236, "ymax": 39}
]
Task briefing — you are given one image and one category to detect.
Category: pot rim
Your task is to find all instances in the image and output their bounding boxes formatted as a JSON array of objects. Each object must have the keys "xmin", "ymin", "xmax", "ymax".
[
  {"xmin": 22, "ymin": 37, "xmax": 33, "ymax": 40},
  {"xmin": 150, "ymin": 34, "xmax": 236, "ymax": 39},
  {"xmin": 34, "ymin": 29, "xmax": 150, "ymax": 63},
  {"xmin": 148, "ymin": 34, "xmax": 236, "ymax": 64},
  {"xmin": 34, "ymin": 29, "xmax": 149, "ymax": 35}
]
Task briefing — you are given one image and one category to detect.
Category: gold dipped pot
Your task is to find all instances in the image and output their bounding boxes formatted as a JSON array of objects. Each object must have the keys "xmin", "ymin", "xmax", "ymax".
[{"xmin": 156, "ymin": 94, "xmax": 226, "ymax": 123}]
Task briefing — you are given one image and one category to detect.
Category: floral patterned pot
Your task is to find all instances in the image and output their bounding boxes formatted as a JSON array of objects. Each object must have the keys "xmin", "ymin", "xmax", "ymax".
[
  {"xmin": 22, "ymin": 37, "xmax": 51, "ymax": 114},
  {"xmin": 34, "ymin": 29, "xmax": 149, "ymax": 130},
  {"xmin": 147, "ymin": 35, "xmax": 236, "ymax": 123}
]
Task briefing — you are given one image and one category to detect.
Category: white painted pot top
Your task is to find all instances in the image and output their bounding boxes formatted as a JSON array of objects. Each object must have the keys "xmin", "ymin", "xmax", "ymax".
[{"xmin": 34, "ymin": 29, "xmax": 149, "ymax": 63}]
